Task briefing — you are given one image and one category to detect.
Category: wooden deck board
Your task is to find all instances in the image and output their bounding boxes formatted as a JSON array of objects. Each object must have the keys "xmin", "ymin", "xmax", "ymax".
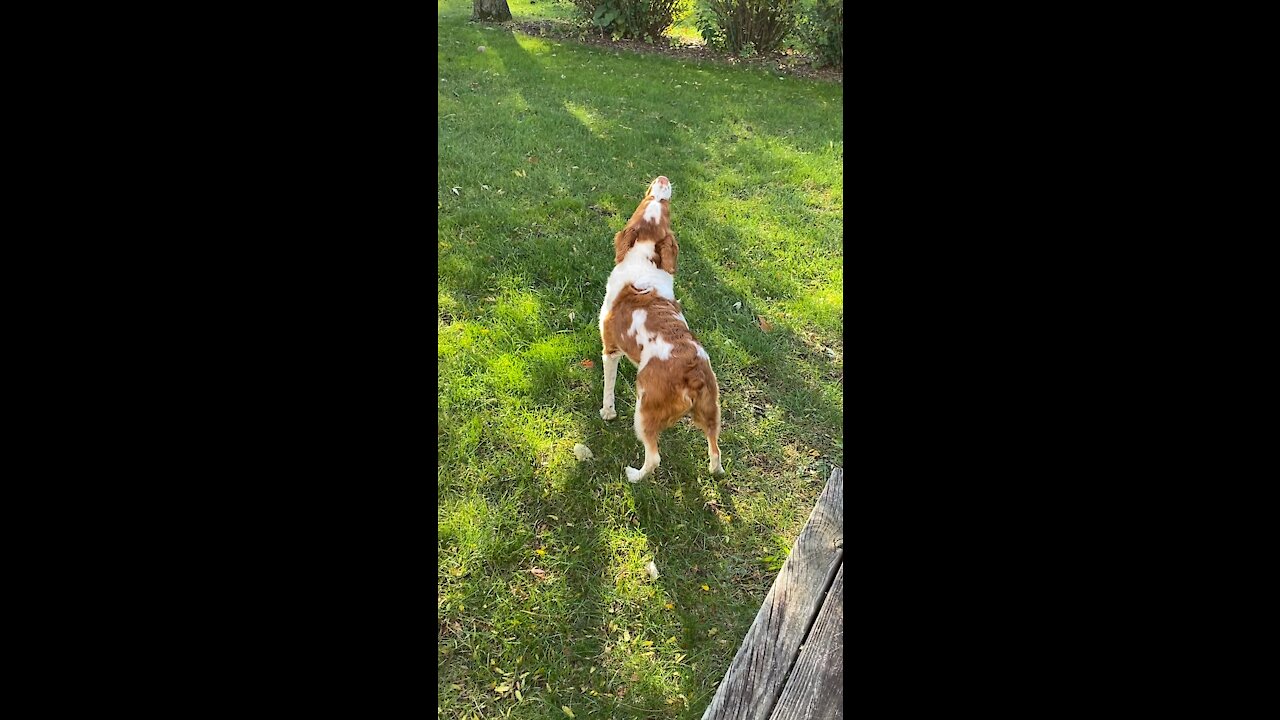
[
  {"xmin": 768, "ymin": 564, "xmax": 844, "ymax": 720},
  {"xmin": 701, "ymin": 467, "xmax": 843, "ymax": 720}
]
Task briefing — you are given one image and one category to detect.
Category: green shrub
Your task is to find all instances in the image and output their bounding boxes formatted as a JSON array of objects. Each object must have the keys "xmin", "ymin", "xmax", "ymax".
[
  {"xmin": 695, "ymin": 0, "xmax": 800, "ymax": 55},
  {"xmin": 573, "ymin": 0, "xmax": 686, "ymax": 41},
  {"xmin": 796, "ymin": 0, "xmax": 842, "ymax": 67}
]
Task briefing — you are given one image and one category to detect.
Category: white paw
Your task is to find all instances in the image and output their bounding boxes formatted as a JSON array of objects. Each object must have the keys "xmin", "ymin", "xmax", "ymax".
[
  {"xmin": 710, "ymin": 458, "xmax": 725, "ymax": 475},
  {"xmin": 625, "ymin": 466, "xmax": 644, "ymax": 483},
  {"xmin": 600, "ymin": 406, "xmax": 617, "ymax": 421}
]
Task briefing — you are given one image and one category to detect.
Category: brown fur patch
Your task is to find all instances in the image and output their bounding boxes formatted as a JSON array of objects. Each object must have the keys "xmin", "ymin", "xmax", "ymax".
[{"xmin": 613, "ymin": 196, "xmax": 678, "ymax": 272}]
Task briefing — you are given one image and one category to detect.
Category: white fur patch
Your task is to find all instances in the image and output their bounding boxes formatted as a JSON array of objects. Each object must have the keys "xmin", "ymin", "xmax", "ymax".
[
  {"xmin": 627, "ymin": 309, "xmax": 673, "ymax": 370},
  {"xmin": 642, "ymin": 199, "xmax": 663, "ymax": 223},
  {"xmin": 641, "ymin": 335, "xmax": 674, "ymax": 370},
  {"xmin": 674, "ymin": 313, "xmax": 687, "ymax": 327},
  {"xmin": 694, "ymin": 342, "xmax": 709, "ymax": 360},
  {"xmin": 633, "ymin": 387, "xmax": 645, "ymax": 436},
  {"xmin": 627, "ymin": 308, "xmax": 647, "ymax": 337},
  {"xmin": 599, "ymin": 241, "xmax": 675, "ymax": 332}
]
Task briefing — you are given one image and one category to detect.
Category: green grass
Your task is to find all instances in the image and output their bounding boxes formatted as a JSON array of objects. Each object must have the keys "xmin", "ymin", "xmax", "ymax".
[
  {"xmin": 505, "ymin": 0, "xmax": 579, "ymax": 23},
  {"xmin": 438, "ymin": 1, "xmax": 842, "ymax": 717}
]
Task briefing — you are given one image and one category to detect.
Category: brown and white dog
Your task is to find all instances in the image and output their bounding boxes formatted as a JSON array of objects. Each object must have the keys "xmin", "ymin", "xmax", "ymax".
[{"xmin": 598, "ymin": 176, "xmax": 724, "ymax": 482}]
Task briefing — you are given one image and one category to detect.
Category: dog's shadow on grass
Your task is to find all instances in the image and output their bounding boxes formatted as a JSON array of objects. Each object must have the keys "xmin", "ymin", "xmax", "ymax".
[
  {"xmin": 625, "ymin": 469, "xmax": 743, "ymax": 711},
  {"xmin": 523, "ymin": 458, "xmax": 732, "ymax": 715}
]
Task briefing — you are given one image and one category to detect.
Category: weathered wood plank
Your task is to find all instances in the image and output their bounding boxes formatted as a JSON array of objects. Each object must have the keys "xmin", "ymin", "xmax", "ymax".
[
  {"xmin": 701, "ymin": 467, "xmax": 843, "ymax": 720},
  {"xmin": 768, "ymin": 565, "xmax": 844, "ymax": 720}
]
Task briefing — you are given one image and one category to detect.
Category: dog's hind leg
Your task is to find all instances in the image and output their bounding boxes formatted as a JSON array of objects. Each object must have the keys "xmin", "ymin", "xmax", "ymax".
[
  {"xmin": 625, "ymin": 424, "xmax": 661, "ymax": 483},
  {"xmin": 625, "ymin": 387, "xmax": 662, "ymax": 483},
  {"xmin": 691, "ymin": 382, "xmax": 724, "ymax": 475}
]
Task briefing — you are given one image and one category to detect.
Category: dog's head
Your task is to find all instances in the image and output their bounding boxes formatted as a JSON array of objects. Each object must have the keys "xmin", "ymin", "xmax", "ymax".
[{"xmin": 614, "ymin": 176, "xmax": 678, "ymax": 273}]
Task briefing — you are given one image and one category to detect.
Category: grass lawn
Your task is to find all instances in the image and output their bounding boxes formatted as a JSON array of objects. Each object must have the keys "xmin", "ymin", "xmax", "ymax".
[{"xmin": 438, "ymin": 1, "xmax": 843, "ymax": 717}]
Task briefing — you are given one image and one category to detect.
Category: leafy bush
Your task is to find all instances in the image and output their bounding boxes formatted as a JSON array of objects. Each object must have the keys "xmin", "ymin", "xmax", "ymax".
[
  {"xmin": 693, "ymin": 4, "xmax": 725, "ymax": 50},
  {"xmin": 795, "ymin": 0, "xmax": 842, "ymax": 67},
  {"xmin": 695, "ymin": 0, "xmax": 800, "ymax": 54},
  {"xmin": 572, "ymin": 0, "xmax": 686, "ymax": 41}
]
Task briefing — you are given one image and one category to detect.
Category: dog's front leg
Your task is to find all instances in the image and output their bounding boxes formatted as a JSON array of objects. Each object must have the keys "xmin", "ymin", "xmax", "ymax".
[{"xmin": 600, "ymin": 352, "xmax": 620, "ymax": 420}]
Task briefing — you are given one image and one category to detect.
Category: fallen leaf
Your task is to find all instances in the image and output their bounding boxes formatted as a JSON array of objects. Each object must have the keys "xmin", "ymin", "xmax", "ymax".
[
  {"xmin": 665, "ymin": 602, "xmax": 674, "ymax": 610},
  {"xmin": 732, "ymin": 301, "xmax": 742, "ymax": 310},
  {"xmin": 495, "ymin": 684, "xmax": 510, "ymax": 693},
  {"xmin": 529, "ymin": 567, "xmax": 547, "ymax": 578},
  {"xmin": 701, "ymin": 584, "xmax": 710, "ymax": 592},
  {"xmin": 515, "ymin": 689, "xmax": 523, "ymax": 701},
  {"xmin": 527, "ymin": 156, "xmax": 539, "ymax": 163},
  {"xmin": 562, "ymin": 706, "xmax": 575, "ymax": 718},
  {"xmin": 757, "ymin": 316, "xmax": 774, "ymax": 332},
  {"xmin": 708, "ymin": 627, "xmax": 718, "ymax": 635},
  {"xmin": 645, "ymin": 560, "xmax": 659, "ymax": 580},
  {"xmin": 573, "ymin": 443, "xmax": 594, "ymax": 461},
  {"xmin": 580, "ymin": 359, "xmax": 595, "ymax": 368}
]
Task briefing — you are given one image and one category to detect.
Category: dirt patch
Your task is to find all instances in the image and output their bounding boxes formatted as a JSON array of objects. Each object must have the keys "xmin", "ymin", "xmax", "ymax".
[{"xmin": 505, "ymin": 20, "xmax": 843, "ymax": 84}]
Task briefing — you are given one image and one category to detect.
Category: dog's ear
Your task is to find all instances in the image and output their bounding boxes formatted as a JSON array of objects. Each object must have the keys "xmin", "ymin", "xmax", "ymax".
[
  {"xmin": 614, "ymin": 228, "xmax": 635, "ymax": 264},
  {"xmin": 656, "ymin": 232, "xmax": 678, "ymax": 274}
]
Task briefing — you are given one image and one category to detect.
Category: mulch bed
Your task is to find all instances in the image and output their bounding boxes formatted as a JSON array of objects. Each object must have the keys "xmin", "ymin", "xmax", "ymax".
[{"xmin": 505, "ymin": 19, "xmax": 843, "ymax": 83}]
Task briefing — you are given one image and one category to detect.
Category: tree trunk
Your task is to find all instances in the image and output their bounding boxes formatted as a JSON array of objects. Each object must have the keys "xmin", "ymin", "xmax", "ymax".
[{"xmin": 472, "ymin": 0, "xmax": 512, "ymax": 21}]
